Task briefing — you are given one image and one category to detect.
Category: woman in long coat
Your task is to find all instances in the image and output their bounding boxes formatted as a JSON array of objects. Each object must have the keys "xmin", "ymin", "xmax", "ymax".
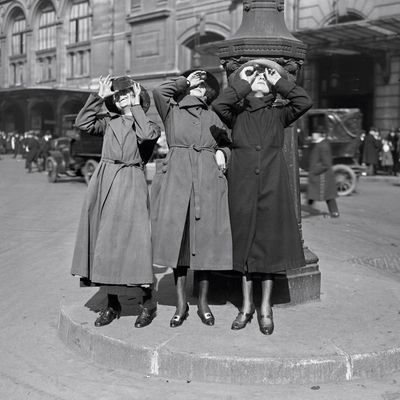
[
  {"xmin": 306, "ymin": 131, "xmax": 339, "ymax": 217},
  {"xmin": 71, "ymin": 75, "xmax": 160, "ymax": 328},
  {"xmin": 151, "ymin": 70, "xmax": 232, "ymax": 327},
  {"xmin": 213, "ymin": 59, "xmax": 312, "ymax": 335}
]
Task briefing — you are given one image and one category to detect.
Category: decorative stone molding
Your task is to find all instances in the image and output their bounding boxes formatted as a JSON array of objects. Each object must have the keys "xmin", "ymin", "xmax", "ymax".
[{"xmin": 126, "ymin": 9, "xmax": 171, "ymax": 25}]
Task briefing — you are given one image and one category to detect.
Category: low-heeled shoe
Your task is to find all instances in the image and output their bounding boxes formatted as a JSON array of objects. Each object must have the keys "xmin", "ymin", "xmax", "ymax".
[
  {"xmin": 134, "ymin": 307, "xmax": 157, "ymax": 328},
  {"xmin": 259, "ymin": 311, "xmax": 274, "ymax": 335},
  {"xmin": 170, "ymin": 304, "xmax": 189, "ymax": 328},
  {"xmin": 231, "ymin": 309, "xmax": 255, "ymax": 330},
  {"xmin": 197, "ymin": 310, "xmax": 215, "ymax": 326},
  {"xmin": 94, "ymin": 307, "xmax": 121, "ymax": 327}
]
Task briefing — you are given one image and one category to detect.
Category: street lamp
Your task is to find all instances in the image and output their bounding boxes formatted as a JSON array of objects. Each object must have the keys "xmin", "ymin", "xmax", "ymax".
[{"xmin": 207, "ymin": 0, "xmax": 321, "ymax": 305}]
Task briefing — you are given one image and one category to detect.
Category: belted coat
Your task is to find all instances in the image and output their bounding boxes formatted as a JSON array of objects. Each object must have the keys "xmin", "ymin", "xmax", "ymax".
[
  {"xmin": 307, "ymin": 139, "xmax": 337, "ymax": 201},
  {"xmin": 150, "ymin": 77, "xmax": 233, "ymax": 270},
  {"xmin": 212, "ymin": 78, "xmax": 313, "ymax": 274},
  {"xmin": 71, "ymin": 94, "xmax": 161, "ymax": 285}
]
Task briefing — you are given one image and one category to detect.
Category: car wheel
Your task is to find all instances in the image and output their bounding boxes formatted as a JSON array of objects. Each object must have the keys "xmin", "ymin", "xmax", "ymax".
[
  {"xmin": 46, "ymin": 158, "xmax": 58, "ymax": 183},
  {"xmin": 83, "ymin": 159, "xmax": 98, "ymax": 185},
  {"xmin": 332, "ymin": 164, "xmax": 357, "ymax": 196}
]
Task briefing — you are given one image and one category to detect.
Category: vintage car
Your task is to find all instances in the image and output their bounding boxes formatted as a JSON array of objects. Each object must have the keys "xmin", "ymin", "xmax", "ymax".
[
  {"xmin": 46, "ymin": 131, "xmax": 103, "ymax": 184},
  {"xmin": 298, "ymin": 108, "xmax": 364, "ymax": 196}
]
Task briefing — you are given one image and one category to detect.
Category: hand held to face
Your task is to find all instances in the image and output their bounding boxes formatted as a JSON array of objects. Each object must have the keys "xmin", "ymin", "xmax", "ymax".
[
  {"xmin": 130, "ymin": 82, "xmax": 141, "ymax": 107},
  {"xmin": 98, "ymin": 75, "xmax": 116, "ymax": 99},
  {"xmin": 240, "ymin": 66, "xmax": 258, "ymax": 84},
  {"xmin": 187, "ymin": 70, "xmax": 206, "ymax": 89},
  {"xmin": 264, "ymin": 68, "xmax": 281, "ymax": 86}
]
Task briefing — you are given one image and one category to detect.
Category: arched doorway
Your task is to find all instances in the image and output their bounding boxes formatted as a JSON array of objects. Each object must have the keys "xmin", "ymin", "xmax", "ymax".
[
  {"xmin": 1, "ymin": 103, "xmax": 24, "ymax": 133},
  {"xmin": 30, "ymin": 101, "xmax": 55, "ymax": 135},
  {"xmin": 180, "ymin": 32, "xmax": 226, "ymax": 88}
]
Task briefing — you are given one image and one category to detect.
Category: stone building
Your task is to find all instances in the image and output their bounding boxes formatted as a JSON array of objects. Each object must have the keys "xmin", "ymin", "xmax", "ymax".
[{"xmin": 0, "ymin": 0, "xmax": 399, "ymax": 135}]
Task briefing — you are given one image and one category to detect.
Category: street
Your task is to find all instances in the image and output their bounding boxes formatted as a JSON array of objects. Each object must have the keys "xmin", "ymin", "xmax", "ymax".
[{"xmin": 1, "ymin": 155, "xmax": 400, "ymax": 400}]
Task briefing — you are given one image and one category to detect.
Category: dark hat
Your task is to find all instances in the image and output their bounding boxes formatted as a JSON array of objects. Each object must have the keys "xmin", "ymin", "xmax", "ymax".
[
  {"xmin": 182, "ymin": 69, "xmax": 220, "ymax": 104},
  {"xmin": 229, "ymin": 58, "xmax": 288, "ymax": 85},
  {"xmin": 104, "ymin": 76, "xmax": 151, "ymax": 114}
]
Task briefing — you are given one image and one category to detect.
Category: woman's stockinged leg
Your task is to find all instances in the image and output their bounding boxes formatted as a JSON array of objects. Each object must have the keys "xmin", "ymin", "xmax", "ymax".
[
  {"xmin": 259, "ymin": 274, "xmax": 274, "ymax": 335},
  {"xmin": 241, "ymin": 273, "xmax": 254, "ymax": 314},
  {"xmin": 173, "ymin": 266, "xmax": 188, "ymax": 315},
  {"xmin": 196, "ymin": 270, "xmax": 215, "ymax": 326},
  {"xmin": 260, "ymin": 274, "xmax": 273, "ymax": 315},
  {"xmin": 196, "ymin": 271, "xmax": 211, "ymax": 314}
]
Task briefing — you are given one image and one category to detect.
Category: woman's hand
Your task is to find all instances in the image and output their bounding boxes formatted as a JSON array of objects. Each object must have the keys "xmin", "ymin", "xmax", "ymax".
[
  {"xmin": 265, "ymin": 68, "xmax": 281, "ymax": 86},
  {"xmin": 98, "ymin": 75, "xmax": 116, "ymax": 99},
  {"xmin": 239, "ymin": 66, "xmax": 258, "ymax": 84},
  {"xmin": 130, "ymin": 82, "xmax": 141, "ymax": 106},
  {"xmin": 187, "ymin": 70, "xmax": 207, "ymax": 89},
  {"xmin": 215, "ymin": 150, "xmax": 226, "ymax": 172}
]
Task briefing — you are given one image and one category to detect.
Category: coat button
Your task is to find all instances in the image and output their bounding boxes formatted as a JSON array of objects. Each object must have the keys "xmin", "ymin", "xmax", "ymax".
[
  {"xmin": 254, "ymin": 168, "xmax": 260, "ymax": 175},
  {"xmin": 255, "ymin": 145, "xmax": 261, "ymax": 151},
  {"xmin": 162, "ymin": 166, "xmax": 168, "ymax": 173}
]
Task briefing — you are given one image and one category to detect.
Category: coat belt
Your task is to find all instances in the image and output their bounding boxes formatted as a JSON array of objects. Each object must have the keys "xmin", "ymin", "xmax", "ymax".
[
  {"xmin": 101, "ymin": 158, "xmax": 144, "ymax": 170},
  {"xmin": 169, "ymin": 145, "xmax": 216, "ymax": 221}
]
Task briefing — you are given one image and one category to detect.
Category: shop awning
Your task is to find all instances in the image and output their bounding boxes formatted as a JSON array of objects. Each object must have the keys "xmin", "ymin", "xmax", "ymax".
[{"xmin": 293, "ymin": 15, "xmax": 400, "ymax": 55}]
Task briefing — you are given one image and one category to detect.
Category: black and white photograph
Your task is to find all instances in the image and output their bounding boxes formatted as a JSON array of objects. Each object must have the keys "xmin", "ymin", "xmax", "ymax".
[{"xmin": 1, "ymin": 0, "xmax": 400, "ymax": 399}]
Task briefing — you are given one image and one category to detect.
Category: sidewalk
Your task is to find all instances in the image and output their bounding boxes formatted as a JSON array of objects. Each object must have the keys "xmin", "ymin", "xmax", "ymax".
[{"xmin": 59, "ymin": 170, "xmax": 400, "ymax": 385}]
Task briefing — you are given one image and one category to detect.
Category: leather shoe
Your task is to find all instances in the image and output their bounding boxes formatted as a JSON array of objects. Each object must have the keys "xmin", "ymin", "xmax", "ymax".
[
  {"xmin": 134, "ymin": 307, "xmax": 157, "ymax": 328},
  {"xmin": 197, "ymin": 310, "xmax": 215, "ymax": 326},
  {"xmin": 94, "ymin": 306, "xmax": 121, "ymax": 327},
  {"xmin": 259, "ymin": 309, "xmax": 274, "ymax": 335},
  {"xmin": 170, "ymin": 304, "xmax": 189, "ymax": 328},
  {"xmin": 330, "ymin": 212, "xmax": 340, "ymax": 218},
  {"xmin": 231, "ymin": 307, "xmax": 255, "ymax": 330}
]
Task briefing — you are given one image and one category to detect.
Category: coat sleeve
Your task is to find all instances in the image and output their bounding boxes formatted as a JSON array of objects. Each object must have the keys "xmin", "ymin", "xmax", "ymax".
[
  {"xmin": 75, "ymin": 94, "xmax": 108, "ymax": 135},
  {"xmin": 130, "ymin": 105, "xmax": 161, "ymax": 143},
  {"xmin": 275, "ymin": 79, "xmax": 313, "ymax": 128},
  {"xmin": 152, "ymin": 77, "xmax": 190, "ymax": 122},
  {"xmin": 212, "ymin": 79, "xmax": 252, "ymax": 129}
]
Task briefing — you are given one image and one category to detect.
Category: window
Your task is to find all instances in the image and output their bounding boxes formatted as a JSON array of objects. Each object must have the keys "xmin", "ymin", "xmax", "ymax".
[
  {"xmin": 12, "ymin": 16, "xmax": 26, "ymax": 55},
  {"xmin": 69, "ymin": 1, "xmax": 91, "ymax": 44},
  {"xmin": 38, "ymin": 7, "xmax": 56, "ymax": 50}
]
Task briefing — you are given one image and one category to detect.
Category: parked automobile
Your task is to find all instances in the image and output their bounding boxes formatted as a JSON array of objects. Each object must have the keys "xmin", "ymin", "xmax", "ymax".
[
  {"xmin": 298, "ymin": 108, "xmax": 364, "ymax": 196},
  {"xmin": 46, "ymin": 131, "xmax": 103, "ymax": 184}
]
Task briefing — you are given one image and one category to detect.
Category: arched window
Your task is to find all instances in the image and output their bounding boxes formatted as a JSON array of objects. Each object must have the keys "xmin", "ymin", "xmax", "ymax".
[
  {"xmin": 11, "ymin": 14, "xmax": 26, "ymax": 56},
  {"xmin": 69, "ymin": 1, "xmax": 91, "ymax": 44},
  {"xmin": 38, "ymin": 5, "xmax": 56, "ymax": 50}
]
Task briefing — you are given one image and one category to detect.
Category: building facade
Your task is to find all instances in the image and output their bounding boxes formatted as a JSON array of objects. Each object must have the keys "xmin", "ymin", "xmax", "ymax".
[{"xmin": 0, "ymin": 0, "xmax": 399, "ymax": 135}]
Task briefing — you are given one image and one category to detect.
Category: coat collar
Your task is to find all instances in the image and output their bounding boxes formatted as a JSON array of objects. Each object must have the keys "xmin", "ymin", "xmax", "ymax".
[
  {"xmin": 177, "ymin": 95, "xmax": 209, "ymax": 109},
  {"xmin": 246, "ymin": 94, "xmax": 275, "ymax": 112},
  {"xmin": 109, "ymin": 114, "xmax": 133, "ymax": 149}
]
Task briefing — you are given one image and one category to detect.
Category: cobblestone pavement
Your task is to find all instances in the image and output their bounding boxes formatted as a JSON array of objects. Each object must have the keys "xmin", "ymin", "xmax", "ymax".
[{"xmin": 1, "ymin": 155, "xmax": 400, "ymax": 399}]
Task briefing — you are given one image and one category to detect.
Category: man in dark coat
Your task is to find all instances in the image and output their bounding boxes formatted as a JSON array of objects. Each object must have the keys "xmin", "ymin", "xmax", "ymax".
[
  {"xmin": 306, "ymin": 131, "xmax": 339, "ymax": 217},
  {"xmin": 362, "ymin": 128, "xmax": 381, "ymax": 175},
  {"xmin": 213, "ymin": 59, "xmax": 312, "ymax": 335},
  {"xmin": 24, "ymin": 133, "xmax": 41, "ymax": 172}
]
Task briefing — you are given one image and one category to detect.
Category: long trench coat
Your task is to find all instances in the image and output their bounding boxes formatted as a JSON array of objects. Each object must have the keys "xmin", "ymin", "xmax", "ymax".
[
  {"xmin": 150, "ymin": 78, "xmax": 233, "ymax": 270},
  {"xmin": 212, "ymin": 78, "xmax": 313, "ymax": 274},
  {"xmin": 307, "ymin": 139, "xmax": 337, "ymax": 201},
  {"xmin": 71, "ymin": 94, "xmax": 160, "ymax": 285}
]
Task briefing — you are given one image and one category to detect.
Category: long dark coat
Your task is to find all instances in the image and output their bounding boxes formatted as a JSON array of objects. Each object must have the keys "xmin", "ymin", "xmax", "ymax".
[
  {"xmin": 150, "ymin": 78, "xmax": 233, "ymax": 270},
  {"xmin": 362, "ymin": 133, "xmax": 380, "ymax": 165},
  {"xmin": 307, "ymin": 139, "xmax": 337, "ymax": 201},
  {"xmin": 71, "ymin": 94, "xmax": 160, "ymax": 285},
  {"xmin": 212, "ymin": 78, "xmax": 312, "ymax": 274}
]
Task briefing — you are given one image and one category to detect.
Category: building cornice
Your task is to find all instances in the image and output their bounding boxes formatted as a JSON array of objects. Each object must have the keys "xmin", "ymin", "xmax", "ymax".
[{"xmin": 126, "ymin": 9, "xmax": 171, "ymax": 25}]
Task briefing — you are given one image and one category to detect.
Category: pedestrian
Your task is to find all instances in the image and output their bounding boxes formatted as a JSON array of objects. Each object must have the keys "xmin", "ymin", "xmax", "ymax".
[
  {"xmin": 24, "ymin": 132, "xmax": 41, "ymax": 172},
  {"xmin": 213, "ymin": 59, "xmax": 312, "ymax": 335},
  {"xmin": 151, "ymin": 70, "xmax": 233, "ymax": 328},
  {"xmin": 380, "ymin": 138, "xmax": 394, "ymax": 175},
  {"xmin": 306, "ymin": 130, "xmax": 339, "ymax": 217},
  {"xmin": 362, "ymin": 128, "xmax": 381, "ymax": 175},
  {"xmin": 71, "ymin": 75, "xmax": 161, "ymax": 328},
  {"xmin": 387, "ymin": 129, "xmax": 399, "ymax": 175}
]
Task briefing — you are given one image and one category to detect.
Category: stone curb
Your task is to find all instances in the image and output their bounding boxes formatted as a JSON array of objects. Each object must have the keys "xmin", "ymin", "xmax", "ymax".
[{"xmin": 58, "ymin": 305, "xmax": 400, "ymax": 385}]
